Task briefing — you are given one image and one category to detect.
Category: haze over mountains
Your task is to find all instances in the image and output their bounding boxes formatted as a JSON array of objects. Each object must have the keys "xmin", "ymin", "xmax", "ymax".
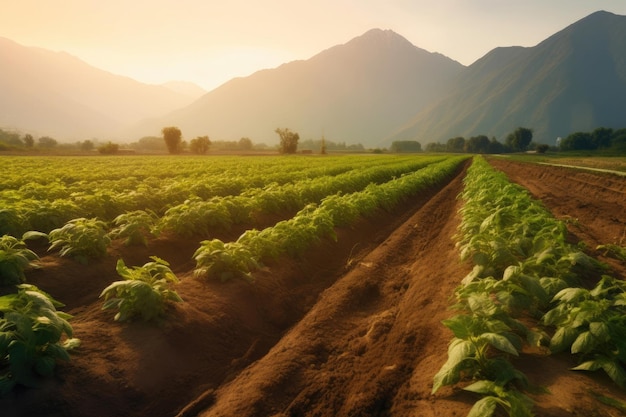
[
  {"xmin": 0, "ymin": 37, "xmax": 204, "ymax": 139},
  {"xmin": 1, "ymin": 10, "xmax": 625, "ymax": 147}
]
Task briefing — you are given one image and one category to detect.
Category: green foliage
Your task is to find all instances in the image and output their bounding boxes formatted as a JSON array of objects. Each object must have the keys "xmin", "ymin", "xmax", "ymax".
[
  {"xmin": 108, "ymin": 210, "xmax": 159, "ymax": 246},
  {"xmin": 0, "ymin": 232, "xmax": 46, "ymax": 285},
  {"xmin": 464, "ymin": 380, "xmax": 534, "ymax": 417},
  {"xmin": 0, "ymin": 284, "xmax": 79, "ymax": 396},
  {"xmin": 48, "ymin": 218, "xmax": 111, "ymax": 264},
  {"xmin": 275, "ymin": 127, "xmax": 299, "ymax": 154},
  {"xmin": 189, "ymin": 135, "xmax": 211, "ymax": 154},
  {"xmin": 390, "ymin": 140, "xmax": 422, "ymax": 153},
  {"xmin": 432, "ymin": 314, "xmax": 527, "ymax": 394},
  {"xmin": 506, "ymin": 127, "xmax": 533, "ymax": 152},
  {"xmin": 162, "ymin": 126, "xmax": 182, "ymax": 154},
  {"xmin": 37, "ymin": 136, "xmax": 57, "ymax": 148},
  {"xmin": 542, "ymin": 275, "xmax": 626, "ymax": 387},
  {"xmin": 597, "ymin": 243, "xmax": 626, "ymax": 261},
  {"xmin": 193, "ymin": 239, "xmax": 261, "ymax": 282},
  {"xmin": 97, "ymin": 141, "xmax": 119, "ymax": 154},
  {"xmin": 100, "ymin": 257, "xmax": 182, "ymax": 322}
]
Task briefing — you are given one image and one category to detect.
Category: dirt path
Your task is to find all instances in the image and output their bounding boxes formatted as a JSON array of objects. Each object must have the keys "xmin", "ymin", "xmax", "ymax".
[{"xmin": 196, "ymin": 163, "xmax": 471, "ymax": 417}]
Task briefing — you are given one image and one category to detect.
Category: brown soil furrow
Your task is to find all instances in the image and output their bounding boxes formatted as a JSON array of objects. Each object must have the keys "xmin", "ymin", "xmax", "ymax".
[{"xmin": 198, "ymin": 162, "xmax": 471, "ymax": 417}]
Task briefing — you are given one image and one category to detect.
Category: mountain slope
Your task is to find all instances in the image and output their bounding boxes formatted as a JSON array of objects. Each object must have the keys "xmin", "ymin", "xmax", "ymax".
[
  {"xmin": 0, "ymin": 37, "xmax": 199, "ymax": 140},
  {"xmin": 130, "ymin": 29, "xmax": 465, "ymax": 145},
  {"xmin": 386, "ymin": 11, "xmax": 626, "ymax": 145}
]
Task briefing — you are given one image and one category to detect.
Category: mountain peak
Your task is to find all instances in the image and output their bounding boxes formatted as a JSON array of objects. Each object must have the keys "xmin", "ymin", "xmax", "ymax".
[{"xmin": 348, "ymin": 28, "xmax": 415, "ymax": 49}]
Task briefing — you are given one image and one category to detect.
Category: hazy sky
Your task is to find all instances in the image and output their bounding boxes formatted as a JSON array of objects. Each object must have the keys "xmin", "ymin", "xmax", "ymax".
[{"xmin": 3, "ymin": 1, "xmax": 626, "ymax": 91}]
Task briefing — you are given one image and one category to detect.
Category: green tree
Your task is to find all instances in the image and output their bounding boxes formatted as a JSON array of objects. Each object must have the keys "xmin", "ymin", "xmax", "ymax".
[
  {"xmin": 275, "ymin": 128, "xmax": 299, "ymax": 154},
  {"xmin": 591, "ymin": 127, "xmax": 613, "ymax": 149},
  {"xmin": 238, "ymin": 137, "xmax": 253, "ymax": 151},
  {"xmin": 446, "ymin": 136, "xmax": 466, "ymax": 153},
  {"xmin": 488, "ymin": 137, "xmax": 504, "ymax": 154},
  {"xmin": 81, "ymin": 140, "xmax": 94, "ymax": 151},
  {"xmin": 98, "ymin": 141, "xmax": 119, "ymax": 154},
  {"xmin": 560, "ymin": 132, "xmax": 594, "ymax": 151},
  {"xmin": 162, "ymin": 126, "xmax": 182, "ymax": 154},
  {"xmin": 23, "ymin": 134, "xmax": 34, "ymax": 147},
  {"xmin": 390, "ymin": 140, "xmax": 422, "ymax": 152},
  {"xmin": 37, "ymin": 136, "xmax": 57, "ymax": 148},
  {"xmin": 505, "ymin": 127, "xmax": 533, "ymax": 152},
  {"xmin": 189, "ymin": 136, "xmax": 211, "ymax": 154},
  {"xmin": 464, "ymin": 135, "xmax": 490, "ymax": 153}
]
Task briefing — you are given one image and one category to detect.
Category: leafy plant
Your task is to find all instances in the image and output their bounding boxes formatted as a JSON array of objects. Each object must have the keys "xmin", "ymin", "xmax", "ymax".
[
  {"xmin": 542, "ymin": 275, "xmax": 626, "ymax": 387},
  {"xmin": 463, "ymin": 380, "xmax": 534, "ymax": 417},
  {"xmin": 100, "ymin": 257, "xmax": 183, "ymax": 322},
  {"xmin": 0, "ymin": 284, "xmax": 79, "ymax": 396},
  {"xmin": 432, "ymin": 314, "xmax": 526, "ymax": 394},
  {"xmin": 597, "ymin": 243, "xmax": 626, "ymax": 262},
  {"xmin": 0, "ymin": 232, "xmax": 46, "ymax": 285},
  {"xmin": 193, "ymin": 239, "xmax": 260, "ymax": 282},
  {"xmin": 108, "ymin": 210, "xmax": 159, "ymax": 246},
  {"xmin": 48, "ymin": 217, "xmax": 111, "ymax": 264}
]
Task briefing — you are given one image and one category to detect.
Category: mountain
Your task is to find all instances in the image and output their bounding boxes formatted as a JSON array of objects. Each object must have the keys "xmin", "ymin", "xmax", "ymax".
[
  {"xmin": 161, "ymin": 81, "xmax": 207, "ymax": 99},
  {"xmin": 129, "ymin": 29, "xmax": 465, "ymax": 144},
  {"xmin": 386, "ymin": 11, "xmax": 626, "ymax": 145},
  {"xmin": 0, "ymin": 37, "xmax": 200, "ymax": 140}
]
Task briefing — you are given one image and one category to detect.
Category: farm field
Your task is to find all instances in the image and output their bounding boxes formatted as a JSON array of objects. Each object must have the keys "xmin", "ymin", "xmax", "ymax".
[{"xmin": 1, "ymin": 154, "xmax": 626, "ymax": 417}]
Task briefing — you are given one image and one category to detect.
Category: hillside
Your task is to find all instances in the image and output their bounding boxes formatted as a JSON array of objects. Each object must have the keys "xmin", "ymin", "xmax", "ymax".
[
  {"xmin": 0, "ymin": 37, "xmax": 200, "ymax": 140},
  {"xmin": 128, "ymin": 29, "xmax": 465, "ymax": 145},
  {"xmin": 386, "ymin": 10, "xmax": 626, "ymax": 145},
  {"xmin": 3, "ymin": 11, "xmax": 625, "ymax": 146}
]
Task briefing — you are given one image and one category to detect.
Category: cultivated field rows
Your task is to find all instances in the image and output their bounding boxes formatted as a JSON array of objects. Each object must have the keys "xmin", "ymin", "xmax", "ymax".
[{"xmin": 1, "ymin": 154, "xmax": 625, "ymax": 416}]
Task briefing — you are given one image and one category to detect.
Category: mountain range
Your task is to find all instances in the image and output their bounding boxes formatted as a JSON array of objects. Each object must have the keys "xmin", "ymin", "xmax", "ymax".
[
  {"xmin": 0, "ymin": 37, "xmax": 205, "ymax": 140},
  {"xmin": 1, "ymin": 10, "xmax": 625, "ymax": 146}
]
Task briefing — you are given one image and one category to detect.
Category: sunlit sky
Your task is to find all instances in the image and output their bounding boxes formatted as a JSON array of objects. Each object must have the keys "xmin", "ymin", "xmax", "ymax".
[{"xmin": 3, "ymin": 1, "xmax": 626, "ymax": 91}]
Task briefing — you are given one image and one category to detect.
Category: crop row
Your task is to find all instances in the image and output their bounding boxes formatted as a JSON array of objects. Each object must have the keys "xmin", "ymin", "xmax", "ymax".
[
  {"xmin": 0, "ymin": 154, "xmax": 466, "ymax": 396},
  {"xmin": 1, "ymin": 155, "xmax": 427, "ymax": 236},
  {"xmin": 434, "ymin": 156, "xmax": 624, "ymax": 417},
  {"xmin": 157, "ymin": 155, "xmax": 447, "ymax": 237},
  {"xmin": 192, "ymin": 156, "xmax": 468, "ymax": 281}
]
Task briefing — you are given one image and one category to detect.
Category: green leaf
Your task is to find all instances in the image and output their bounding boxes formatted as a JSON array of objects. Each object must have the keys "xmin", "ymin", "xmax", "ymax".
[
  {"xmin": 550, "ymin": 326, "xmax": 579, "ymax": 353},
  {"xmin": 463, "ymin": 380, "xmax": 497, "ymax": 395},
  {"xmin": 34, "ymin": 355, "xmax": 56, "ymax": 377},
  {"xmin": 442, "ymin": 315, "xmax": 475, "ymax": 339},
  {"xmin": 571, "ymin": 330, "xmax": 596, "ymax": 354},
  {"xmin": 480, "ymin": 332, "xmax": 519, "ymax": 356},
  {"xmin": 467, "ymin": 396, "xmax": 498, "ymax": 417}
]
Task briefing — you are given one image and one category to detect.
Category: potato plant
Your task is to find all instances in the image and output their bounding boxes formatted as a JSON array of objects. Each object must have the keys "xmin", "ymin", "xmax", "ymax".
[
  {"xmin": 0, "ymin": 232, "xmax": 45, "ymax": 285},
  {"xmin": 543, "ymin": 275, "xmax": 626, "ymax": 387},
  {"xmin": 108, "ymin": 210, "xmax": 159, "ymax": 246},
  {"xmin": 100, "ymin": 257, "xmax": 183, "ymax": 322},
  {"xmin": 0, "ymin": 285, "xmax": 80, "ymax": 396},
  {"xmin": 438, "ymin": 156, "xmax": 626, "ymax": 416},
  {"xmin": 48, "ymin": 217, "xmax": 111, "ymax": 264},
  {"xmin": 192, "ymin": 157, "xmax": 467, "ymax": 281}
]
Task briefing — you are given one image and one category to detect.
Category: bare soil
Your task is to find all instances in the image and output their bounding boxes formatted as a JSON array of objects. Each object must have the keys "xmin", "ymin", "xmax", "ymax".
[{"xmin": 2, "ymin": 158, "xmax": 626, "ymax": 417}]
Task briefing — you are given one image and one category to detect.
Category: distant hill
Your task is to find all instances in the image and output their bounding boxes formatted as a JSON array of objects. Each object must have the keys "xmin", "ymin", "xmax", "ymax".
[
  {"xmin": 3, "ymin": 11, "xmax": 625, "ymax": 146},
  {"xmin": 129, "ymin": 29, "xmax": 465, "ymax": 144},
  {"xmin": 0, "ymin": 37, "xmax": 199, "ymax": 140},
  {"xmin": 161, "ymin": 81, "xmax": 207, "ymax": 99},
  {"xmin": 385, "ymin": 10, "xmax": 626, "ymax": 146}
]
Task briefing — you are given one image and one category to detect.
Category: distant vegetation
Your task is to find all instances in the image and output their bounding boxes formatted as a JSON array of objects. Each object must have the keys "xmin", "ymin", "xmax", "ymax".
[
  {"xmin": 1, "ymin": 125, "xmax": 625, "ymax": 156},
  {"xmin": 275, "ymin": 128, "xmax": 300, "ymax": 154},
  {"xmin": 558, "ymin": 127, "xmax": 626, "ymax": 152},
  {"xmin": 425, "ymin": 126, "xmax": 626, "ymax": 154}
]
